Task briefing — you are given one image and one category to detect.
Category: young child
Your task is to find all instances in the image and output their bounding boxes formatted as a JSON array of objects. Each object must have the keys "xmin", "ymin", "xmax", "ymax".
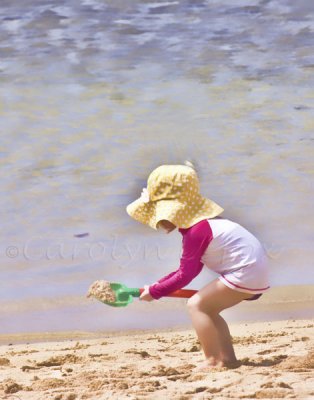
[{"xmin": 126, "ymin": 162, "xmax": 270, "ymax": 370}]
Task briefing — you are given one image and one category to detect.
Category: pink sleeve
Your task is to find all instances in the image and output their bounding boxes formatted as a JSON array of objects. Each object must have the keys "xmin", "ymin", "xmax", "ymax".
[
  {"xmin": 156, "ymin": 270, "xmax": 177, "ymax": 284},
  {"xmin": 149, "ymin": 220, "xmax": 213, "ymax": 300}
]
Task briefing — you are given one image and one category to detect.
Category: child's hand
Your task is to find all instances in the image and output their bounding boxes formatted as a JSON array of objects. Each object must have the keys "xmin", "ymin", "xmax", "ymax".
[{"xmin": 139, "ymin": 285, "xmax": 154, "ymax": 302}]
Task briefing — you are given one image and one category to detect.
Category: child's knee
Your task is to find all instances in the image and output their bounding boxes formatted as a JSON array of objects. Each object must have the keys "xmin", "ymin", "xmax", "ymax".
[
  {"xmin": 187, "ymin": 294, "xmax": 215, "ymax": 314},
  {"xmin": 186, "ymin": 294, "xmax": 201, "ymax": 312},
  {"xmin": 187, "ymin": 294, "xmax": 208, "ymax": 313}
]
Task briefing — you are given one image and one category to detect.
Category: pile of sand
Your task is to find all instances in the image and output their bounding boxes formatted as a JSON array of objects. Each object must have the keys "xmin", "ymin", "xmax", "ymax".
[{"xmin": 86, "ymin": 280, "xmax": 116, "ymax": 304}]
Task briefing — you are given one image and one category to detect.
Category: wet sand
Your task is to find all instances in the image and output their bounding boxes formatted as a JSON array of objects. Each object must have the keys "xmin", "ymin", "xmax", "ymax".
[{"xmin": 0, "ymin": 319, "xmax": 313, "ymax": 399}]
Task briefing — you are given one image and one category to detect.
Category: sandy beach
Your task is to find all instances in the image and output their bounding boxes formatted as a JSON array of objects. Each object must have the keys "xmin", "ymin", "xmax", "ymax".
[{"xmin": 0, "ymin": 319, "xmax": 313, "ymax": 400}]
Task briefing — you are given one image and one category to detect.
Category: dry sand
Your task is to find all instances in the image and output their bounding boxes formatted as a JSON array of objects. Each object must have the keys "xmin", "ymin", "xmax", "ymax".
[{"xmin": 0, "ymin": 319, "xmax": 313, "ymax": 400}]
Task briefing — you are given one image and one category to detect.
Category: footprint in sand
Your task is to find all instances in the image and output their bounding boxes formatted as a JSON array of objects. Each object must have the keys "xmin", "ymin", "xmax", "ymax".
[
  {"xmin": 241, "ymin": 354, "xmax": 288, "ymax": 367},
  {"xmin": 278, "ymin": 350, "xmax": 314, "ymax": 371},
  {"xmin": 36, "ymin": 354, "xmax": 83, "ymax": 367}
]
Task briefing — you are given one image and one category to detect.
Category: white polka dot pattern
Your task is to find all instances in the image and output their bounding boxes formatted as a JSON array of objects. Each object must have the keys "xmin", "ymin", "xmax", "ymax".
[{"xmin": 126, "ymin": 164, "xmax": 224, "ymax": 230}]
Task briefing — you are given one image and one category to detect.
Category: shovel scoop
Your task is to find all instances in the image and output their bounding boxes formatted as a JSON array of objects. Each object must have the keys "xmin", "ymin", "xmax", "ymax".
[{"xmin": 86, "ymin": 280, "xmax": 197, "ymax": 308}]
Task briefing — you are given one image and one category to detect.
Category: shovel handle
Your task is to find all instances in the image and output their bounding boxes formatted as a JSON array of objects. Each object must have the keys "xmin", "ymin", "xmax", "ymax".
[{"xmin": 139, "ymin": 288, "xmax": 197, "ymax": 298}]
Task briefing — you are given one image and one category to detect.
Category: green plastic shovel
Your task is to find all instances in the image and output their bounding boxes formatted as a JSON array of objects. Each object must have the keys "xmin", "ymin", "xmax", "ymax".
[{"xmin": 100, "ymin": 282, "xmax": 198, "ymax": 307}]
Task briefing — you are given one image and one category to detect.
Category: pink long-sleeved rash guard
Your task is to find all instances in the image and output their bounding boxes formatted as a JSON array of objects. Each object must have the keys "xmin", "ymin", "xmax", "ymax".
[
  {"xmin": 148, "ymin": 217, "xmax": 270, "ymax": 299},
  {"xmin": 149, "ymin": 219, "xmax": 213, "ymax": 300}
]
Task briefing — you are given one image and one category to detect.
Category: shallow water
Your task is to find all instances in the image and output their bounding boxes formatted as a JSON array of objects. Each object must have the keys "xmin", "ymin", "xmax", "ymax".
[{"xmin": 0, "ymin": 0, "xmax": 313, "ymax": 333}]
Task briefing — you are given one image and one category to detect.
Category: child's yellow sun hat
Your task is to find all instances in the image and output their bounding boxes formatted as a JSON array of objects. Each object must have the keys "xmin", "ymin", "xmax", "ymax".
[{"xmin": 126, "ymin": 161, "xmax": 224, "ymax": 230}]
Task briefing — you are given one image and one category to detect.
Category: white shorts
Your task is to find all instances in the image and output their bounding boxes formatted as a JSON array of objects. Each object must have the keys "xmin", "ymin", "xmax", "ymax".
[{"xmin": 218, "ymin": 257, "xmax": 270, "ymax": 295}]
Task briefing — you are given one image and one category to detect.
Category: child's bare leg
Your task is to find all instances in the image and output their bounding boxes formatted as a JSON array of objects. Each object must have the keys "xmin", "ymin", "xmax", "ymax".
[
  {"xmin": 212, "ymin": 313, "xmax": 237, "ymax": 363},
  {"xmin": 187, "ymin": 278, "xmax": 253, "ymax": 367}
]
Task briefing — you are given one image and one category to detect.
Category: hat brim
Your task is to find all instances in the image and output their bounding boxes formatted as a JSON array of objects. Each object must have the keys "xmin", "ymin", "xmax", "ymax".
[
  {"xmin": 126, "ymin": 195, "xmax": 224, "ymax": 230},
  {"xmin": 126, "ymin": 197, "xmax": 180, "ymax": 230},
  {"xmin": 126, "ymin": 197, "xmax": 157, "ymax": 230}
]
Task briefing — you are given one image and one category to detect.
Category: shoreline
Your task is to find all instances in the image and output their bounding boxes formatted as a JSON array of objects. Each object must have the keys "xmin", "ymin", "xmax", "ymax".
[
  {"xmin": 1, "ymin": 284, "xmax": 314, "ymax": 345},
  {"xmin": 0, "ymin": 316, "xmax": 312, "ymax": 346}
]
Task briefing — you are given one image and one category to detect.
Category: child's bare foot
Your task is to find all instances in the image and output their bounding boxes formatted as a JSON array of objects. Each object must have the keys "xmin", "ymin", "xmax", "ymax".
[
  {"xmin": 193, "ymin": 357, "xmax": 224, "ymax": 372},
  {"xmin": 193, "ymin": 357, "xmax": 241, "ymax": 372},
  {"xmin": 223, "ymin": 359, "xmax": 241, "ymax": 369}
]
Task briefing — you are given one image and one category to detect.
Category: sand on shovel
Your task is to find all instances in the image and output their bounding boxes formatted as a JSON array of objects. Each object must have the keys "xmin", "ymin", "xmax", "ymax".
[{"xmin": 86, "ymin": 280, "xmax": 116, "ymax": 303}]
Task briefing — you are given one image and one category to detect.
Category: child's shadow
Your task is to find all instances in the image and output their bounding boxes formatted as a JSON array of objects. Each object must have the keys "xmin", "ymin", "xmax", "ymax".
[{"xmin": 240, "ymin": 354, "xmax": 288, "ymax": 367}]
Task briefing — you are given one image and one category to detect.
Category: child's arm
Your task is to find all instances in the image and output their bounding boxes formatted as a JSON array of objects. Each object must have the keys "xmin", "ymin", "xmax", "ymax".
[
  {"xmin": 149, "ymin": 220, "xmax": 213, "ymax": 299},
  {"xmin": 155, "ymin": 270, "xmax": 177, "ymax": 284}
]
